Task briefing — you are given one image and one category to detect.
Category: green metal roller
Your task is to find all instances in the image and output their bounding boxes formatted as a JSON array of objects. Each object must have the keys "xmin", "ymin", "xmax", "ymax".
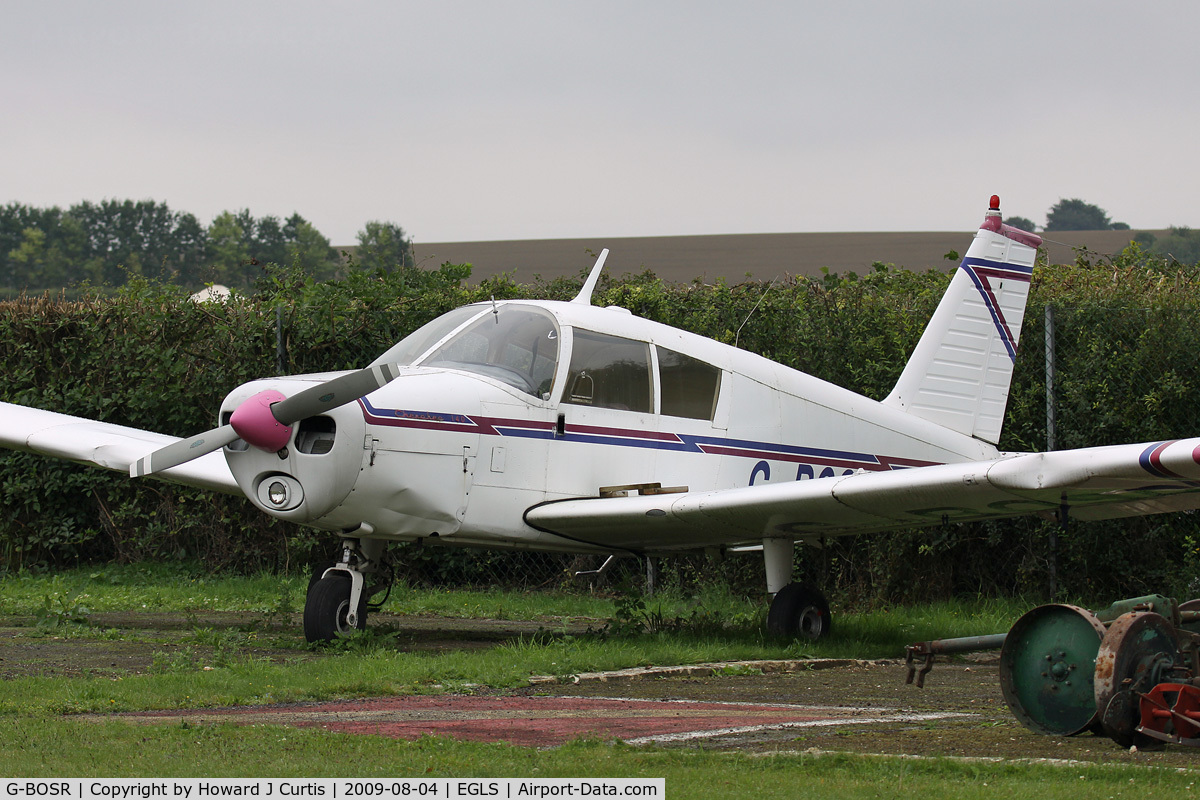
[{"xmin": 1000, "ymin": 604, "xmax": 1108, "ymax": 736}]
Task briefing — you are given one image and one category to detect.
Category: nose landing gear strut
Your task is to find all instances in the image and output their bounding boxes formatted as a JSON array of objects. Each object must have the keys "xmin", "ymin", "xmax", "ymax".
[{"xmin": 303, "ymin": 537, "xmax": 393, "ymax": 643}]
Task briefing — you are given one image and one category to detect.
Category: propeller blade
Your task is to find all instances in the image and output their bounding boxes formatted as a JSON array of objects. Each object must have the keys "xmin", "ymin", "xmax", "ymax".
[
  {"xmin": 130, "ymin": 424, "xmax": 240, "ymax": 477},
  {"xmin": 131, "ymin": 362, "xmax": 404, "ymax": 478},
  {"xmin": 270, "ymin": 363, "xmax": 402, "ymax": 424}
]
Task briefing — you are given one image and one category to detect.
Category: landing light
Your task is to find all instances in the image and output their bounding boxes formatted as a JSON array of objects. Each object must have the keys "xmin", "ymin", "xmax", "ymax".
[{"xmin": 256, "ymin": 474, "xmax": 304, "ymax": 511}]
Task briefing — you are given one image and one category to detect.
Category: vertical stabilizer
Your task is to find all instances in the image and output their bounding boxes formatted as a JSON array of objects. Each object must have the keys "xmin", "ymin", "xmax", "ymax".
[{"xmin": 882, "ymin": 197, "xmax": 1041, "ymax": 445}]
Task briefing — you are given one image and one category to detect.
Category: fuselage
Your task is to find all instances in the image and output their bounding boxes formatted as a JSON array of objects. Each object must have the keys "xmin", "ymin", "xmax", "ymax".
[{"xmin": 219, "ymin": 299, "xmax": 999, "ymax": 554}]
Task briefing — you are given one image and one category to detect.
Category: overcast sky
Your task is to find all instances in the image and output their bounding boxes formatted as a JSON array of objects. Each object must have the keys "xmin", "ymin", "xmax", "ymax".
[{"xmin": 3, "ymin": 2, "xmax": 1196, "ymax": 245}]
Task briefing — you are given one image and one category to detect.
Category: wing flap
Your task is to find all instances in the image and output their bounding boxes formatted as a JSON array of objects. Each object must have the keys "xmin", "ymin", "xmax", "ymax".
[
  {"xmin": 0, "ymin": 402, "xmax": 241, "ymax": 495},
  {"xmin": 525, "ymin": 438, "xmax": 1200, "ymax": 552}
]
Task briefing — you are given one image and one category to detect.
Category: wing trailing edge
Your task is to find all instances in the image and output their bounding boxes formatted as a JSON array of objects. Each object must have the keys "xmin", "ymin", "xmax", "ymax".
[{"xmin": 524, "ymin": 438, "xmax": 1200, "ymax": 553}]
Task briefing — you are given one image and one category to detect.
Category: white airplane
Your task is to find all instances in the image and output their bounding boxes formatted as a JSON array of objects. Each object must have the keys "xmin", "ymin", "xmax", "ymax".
[{"xmin": 3, "ymin": 196, "xmax": 1200, "ymax": 643}]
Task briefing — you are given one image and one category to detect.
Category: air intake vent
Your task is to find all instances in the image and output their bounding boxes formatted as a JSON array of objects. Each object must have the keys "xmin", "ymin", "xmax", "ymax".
[{"xmin": 296, "ymin": 416, "xmax": 336, "ymax": 455}]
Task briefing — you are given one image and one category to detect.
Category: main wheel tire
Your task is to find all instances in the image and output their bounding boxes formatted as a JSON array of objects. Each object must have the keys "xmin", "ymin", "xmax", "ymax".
[
  {"xmin": 767, "ymin": 582, "xmax": 831, "ymax": 639},
  {"xmin": 304, "ymin": 574, "xmax": 366, "ymax": 643}
]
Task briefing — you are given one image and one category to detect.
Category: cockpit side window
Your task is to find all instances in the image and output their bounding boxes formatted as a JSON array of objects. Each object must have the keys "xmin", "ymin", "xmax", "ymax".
[
  {"xmin": 418, "ymin": 305, "xmax": 560, "ymax": 397},
  {"xmin": 564, "ymin": 330, "xmax": 652, "ymax": 413},
  {"xmin": 657, "ymin": 346, "xmax": 721, "ymax": 420}
]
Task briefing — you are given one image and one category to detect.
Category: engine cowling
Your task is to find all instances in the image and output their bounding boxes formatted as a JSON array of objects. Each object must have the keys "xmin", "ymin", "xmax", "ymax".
[{"xmin": 220, "ymin": 378, "xmax": 367, "ymax": 526}]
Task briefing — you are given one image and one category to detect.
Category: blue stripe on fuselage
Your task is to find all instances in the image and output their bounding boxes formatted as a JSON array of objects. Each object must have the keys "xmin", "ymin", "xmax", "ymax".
[{"xmin": 360, "ymin": 398, "xmax": 931, "ymax": 471}]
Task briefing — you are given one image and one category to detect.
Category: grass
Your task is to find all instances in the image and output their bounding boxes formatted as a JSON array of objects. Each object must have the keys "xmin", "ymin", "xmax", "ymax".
[
  {"xmin": 0, "ymin": 563, "xmax": 1037, "ymax": 716},
  {"xmin": 5, "ymin": 563, "xmax": 1195, "ymax": 792},
  {"xmin": 0, "ymin": 627, "xmax": 892, "ymax": 716},
  {"xmin": 2, "ymin": 719, "xmax": 1196, "ymax": 796},
  {"xmin": 1, "ymin": 562, "xmax": 617, "ymax": 620}
]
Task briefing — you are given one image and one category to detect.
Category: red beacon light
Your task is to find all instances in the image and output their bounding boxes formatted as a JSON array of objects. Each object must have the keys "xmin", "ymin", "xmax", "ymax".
[
  {"xmin": 982, "ymin": 194, "xmax": 1003, "ymax": 232},
  {"xmin": 983, "ymin": 194, "xmax": 1043, "ymax": 248}
]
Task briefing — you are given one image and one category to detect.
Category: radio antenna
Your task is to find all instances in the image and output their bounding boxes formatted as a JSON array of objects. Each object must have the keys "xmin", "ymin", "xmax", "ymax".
[
  {"xmin": 571, "ymin": 249, "xmax": 610, "ymax": 305},
  {"xmin": 735, "ymin": 277, "xmax": 777, "ymax": 349}
]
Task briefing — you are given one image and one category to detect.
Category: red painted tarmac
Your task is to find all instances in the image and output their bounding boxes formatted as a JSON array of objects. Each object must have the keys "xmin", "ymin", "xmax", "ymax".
[{"xmin": 121, "ymin": 694, "xmax": 962, "ymax": 747}]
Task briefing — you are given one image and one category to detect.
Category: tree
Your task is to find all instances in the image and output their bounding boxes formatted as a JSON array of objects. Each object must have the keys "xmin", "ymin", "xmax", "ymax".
[
  {"xmin": 1044, "ymin": 198, "xmax": 1125, "ymax": 231},
  {"xmin": 355, "ymin": 220, "xmax": 415, "ymax": 272},
  {"xmin": 284, "ymin": 214, "xmax": 337, "ymax": 279},
  {"xmin": 206, "ymin": 210, "xmax": 252, "ymax": 287},
  {"xmin": 65, "ymin": 199, "xmax": 214, "ymax": 285},
  {"xmin": 251, "ymin": 215, "xmax": 289, "ymax": 267},
  {"xmin": 168, "ymin": 212, "xmax": 209, "ymax": 286},
  {"xmin": 0, "ymin": 199, "xmax": 390, "ymax": 290},
  {"xmin": 1148, "ymin": 227, "xmax": 1200, "ymax": 266},
  {"xmin": 1004, "ymin": 216, "xmax": 1037, "ymax": 232},
  {"xmin": 205, "ymin": 209, "xmax": 339, "ymax": 288},
  {"xmin": 0, "ymin": 203, "xmax": 85, "ymax": 288},
  {"xmin": 7, "ymin": 227, "xmax": 49, "ymax": 288}
]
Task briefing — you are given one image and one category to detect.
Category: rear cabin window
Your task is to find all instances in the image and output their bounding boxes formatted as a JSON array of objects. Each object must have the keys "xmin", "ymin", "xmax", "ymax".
[
  {"xmin": 657, "ymin": 346, "xmax": 721, "ymax": 420},
  {"xmin": 564, "ymin": 330, "xmax": 652, "ymax": 413}
]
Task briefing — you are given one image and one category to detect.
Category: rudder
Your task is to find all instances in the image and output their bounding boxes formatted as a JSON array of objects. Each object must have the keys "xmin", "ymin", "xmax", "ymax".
[{"xmin": 882, "ymin": 196, "xmax": 1041, "ymax": 445}]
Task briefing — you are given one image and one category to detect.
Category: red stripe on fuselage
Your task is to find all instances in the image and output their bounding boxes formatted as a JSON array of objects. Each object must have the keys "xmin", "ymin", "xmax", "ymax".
[{"xmin": 357, "ymin": 400, "xmax": 943, "ymax": 472}]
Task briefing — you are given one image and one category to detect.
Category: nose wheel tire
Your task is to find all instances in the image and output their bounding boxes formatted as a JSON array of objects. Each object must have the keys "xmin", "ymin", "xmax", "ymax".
[
  {"xmin": 304, "ymin": 574, "xmax": 367, "ymax": 643},
  {"xmin": 767, "ymin": 582, "xmax": 831, "ymax": 639}
]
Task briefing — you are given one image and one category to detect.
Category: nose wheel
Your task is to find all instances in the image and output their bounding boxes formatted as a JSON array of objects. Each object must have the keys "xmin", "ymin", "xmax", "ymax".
[
  {"xmin": 303, "ymin": 538, "xmax": 392, "ymax": 643},
  {"xmin": 304, "ymin": 573, "xmax": 367, "ymax": 642}
]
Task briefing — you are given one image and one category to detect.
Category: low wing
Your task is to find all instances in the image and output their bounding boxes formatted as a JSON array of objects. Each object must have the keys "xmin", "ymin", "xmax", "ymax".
[
  {"xmin": 525, "ymin": 439, "xmax": 1200, "ymax": 553},
  {"xmin": 0, "ymin": 402, "xmax": 241, "ymax": 494}
]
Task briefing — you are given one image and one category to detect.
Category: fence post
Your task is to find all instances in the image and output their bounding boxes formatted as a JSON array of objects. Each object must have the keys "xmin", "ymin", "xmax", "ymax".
[
  {"xmin": 644, "ymin": 557, "xmax": 657, "ymax": 597},
  {"xmin": 1044, "ymin": 304, "xmax": 1056, "ymax": 451},
  {"xmin": 276, "ymin": 304, "xmax": 285, "ymax": 374},
  {"xmin": 1044, "ymin": 303, "xmax": 1058, "ymax": 599}
]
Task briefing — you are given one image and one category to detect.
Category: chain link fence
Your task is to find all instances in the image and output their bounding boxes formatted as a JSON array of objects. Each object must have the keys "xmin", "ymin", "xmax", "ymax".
[
  {"xmin": 282, "ymin": 299, "xmax": 1200, "ymax": 604},
  {"xmin": 6, "ymin": 259, "xmax": 1197, "ymax": 604}
]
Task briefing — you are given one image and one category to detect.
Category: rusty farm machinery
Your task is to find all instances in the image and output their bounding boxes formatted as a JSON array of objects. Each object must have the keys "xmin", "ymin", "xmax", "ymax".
[{"xmin": 906, "ymin": 595, "xmax": 1200, "ymax": 749}]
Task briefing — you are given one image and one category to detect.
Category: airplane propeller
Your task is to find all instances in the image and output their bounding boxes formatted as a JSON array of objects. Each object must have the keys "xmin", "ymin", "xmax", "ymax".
[{"xmin": 130, "ymin": 362, "xmax": 403, "ymax": 477}]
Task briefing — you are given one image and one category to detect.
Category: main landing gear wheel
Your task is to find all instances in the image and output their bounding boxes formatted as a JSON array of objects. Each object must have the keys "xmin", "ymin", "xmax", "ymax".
[
  {"xmin": 767, "ymin": 582, "xmax": 831, "ymax": 639},
  {"xmin": 304, "ymin": 574, "xmax": 366, "ymax": 643}
]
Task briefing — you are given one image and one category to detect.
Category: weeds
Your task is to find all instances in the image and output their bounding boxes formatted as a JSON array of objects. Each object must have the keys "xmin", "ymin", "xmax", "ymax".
[
  {"xmin": 713, "ymin": 664, "xmax": 764, "ymax": 677},
  {"xmin": 603, "ymin": 582, "xmax": 763, "ymax": 638},
  {"xmin": 34, "ymin": 586, "xmax": 91, "ymax": 629},
  {"xmin": 150, "ymin": 648, "xmax": 203, "ymax": 674},
  {"xmin": 258, "ymin": 586, "xmax": 298, "ymax": 628},
  {"xmin": 309, "ymin": 625, "xmax": 403, "ymax": 654}
]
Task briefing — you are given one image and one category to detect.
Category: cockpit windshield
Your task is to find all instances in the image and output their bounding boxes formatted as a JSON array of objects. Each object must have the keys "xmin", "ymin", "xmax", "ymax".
[
  {"xmin": 417, "ymin": 304, "xmax": 560, "ymax": 397},
  {"xmin": 371, "ymin": 305, "xmax": 486, "ymax": 367}
]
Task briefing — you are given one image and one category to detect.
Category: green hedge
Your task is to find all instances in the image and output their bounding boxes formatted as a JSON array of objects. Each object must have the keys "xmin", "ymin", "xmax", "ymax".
[{"xmin": 2, "ymin": 247, "xmax": 1199, "ymax": 604}]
